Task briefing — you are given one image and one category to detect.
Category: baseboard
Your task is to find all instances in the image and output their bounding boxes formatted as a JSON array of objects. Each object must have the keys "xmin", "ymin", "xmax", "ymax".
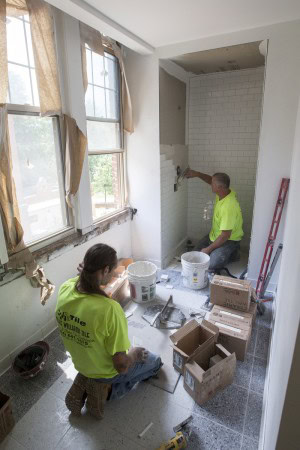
[{"xmin": 162, "ymin": 236, "xmax": 187, "ymax": 269}]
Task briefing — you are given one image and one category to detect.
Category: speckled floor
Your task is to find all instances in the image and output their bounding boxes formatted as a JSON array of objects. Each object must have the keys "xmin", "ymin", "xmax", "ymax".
[{"xmin": 0, "ymin": 257, "xmax": 271, "ymax": 450}]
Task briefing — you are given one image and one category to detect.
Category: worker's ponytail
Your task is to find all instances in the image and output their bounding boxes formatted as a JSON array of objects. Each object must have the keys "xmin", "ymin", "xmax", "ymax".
[{"xmin": 76, "ymin": 243, "xmax": 117, "ymax": 297}]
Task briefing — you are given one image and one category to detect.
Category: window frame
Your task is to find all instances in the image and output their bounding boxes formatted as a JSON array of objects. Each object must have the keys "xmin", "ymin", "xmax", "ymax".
[{"xmin": 85, "ymin": 47, "xmax": 126, "ymax": 224}]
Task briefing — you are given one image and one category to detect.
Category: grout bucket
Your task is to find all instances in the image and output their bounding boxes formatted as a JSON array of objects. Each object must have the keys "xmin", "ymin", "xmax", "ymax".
[
  {"xmin": 181, "ymin": 251, "xmax": 210, "ymax": 290},
  {"xmin": 127, "ymin": 261, "xmax": 157, "ymax": 303}
]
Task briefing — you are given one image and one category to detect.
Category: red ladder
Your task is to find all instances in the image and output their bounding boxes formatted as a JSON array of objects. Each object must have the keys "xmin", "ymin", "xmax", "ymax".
[{"xmin": 256, "ymin": 178, "xmax": 290, "ymax": 298}]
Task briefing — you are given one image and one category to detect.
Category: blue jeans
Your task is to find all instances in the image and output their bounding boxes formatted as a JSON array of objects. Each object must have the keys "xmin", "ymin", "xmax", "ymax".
[
  {"xmin": 197, "ymin": 234, "xmax": 240, "ymax": 271},
  {"xmin": 94, "ymin": 352, "xmax": 162, "ymax": 401}
]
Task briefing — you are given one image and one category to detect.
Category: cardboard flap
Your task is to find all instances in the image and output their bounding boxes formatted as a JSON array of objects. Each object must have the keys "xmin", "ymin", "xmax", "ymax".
[
  {"xmin": 169, "ymin": 319, "xmax": 199, "ymax": 345},
  {"xmin": 201, "ymin": 319, "xmax": 220, "ymax": 337},
  {"xmin": 215, "ymin": 343, "xmax": 232, "ymax": 358}
]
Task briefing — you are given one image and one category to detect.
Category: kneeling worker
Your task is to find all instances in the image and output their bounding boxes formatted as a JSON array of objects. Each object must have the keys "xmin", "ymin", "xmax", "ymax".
[
  {"xmin": 56, "ymin": 243, "xmax": 162, "ymax": 404},
  {"xmin": 185, "ymin": 169, "xmax": 243, "ymax": 272}
]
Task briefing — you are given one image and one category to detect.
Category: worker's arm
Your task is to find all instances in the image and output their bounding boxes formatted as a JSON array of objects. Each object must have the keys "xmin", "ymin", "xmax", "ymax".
[
  {"xmin": 201, "ymin": 230, "xmax": 232, "ymax": 255},
  {"xmin": 185, "ymin": 169, "xmax": 212, "ymax": 185},
  {"xmin": 112, "ymin": 347, "xmax": 148, "ymax": 374}
]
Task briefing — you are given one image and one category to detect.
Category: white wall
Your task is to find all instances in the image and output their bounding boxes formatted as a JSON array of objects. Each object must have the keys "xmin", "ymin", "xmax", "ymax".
[
  {"xmin": 124, "ymin": 49, "xmax": 161, "ymax": 266},
  {"xmin": 262, "ymin": 94, "xmax": 300, "ymax": 450},
  {"xmin": 0, "ymin": 220, "xmax": 132, "ymax": 375},
  {"xmin": 188, "ymin": 67, "xmax": 264, "ymax": 250},
  {"xmin": 160, "ymin": 145, "xmax": 188, "ymax": 267}
]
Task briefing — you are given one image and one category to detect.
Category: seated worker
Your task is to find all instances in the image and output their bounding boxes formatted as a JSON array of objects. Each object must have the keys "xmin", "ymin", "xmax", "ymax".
[
  {"xmin": 55, "ymin": 243, "xmax": 162, "ymax": 402},
  {"xmin": 185, "ymin": 169, "xmax": 243, "ymax": 272}
]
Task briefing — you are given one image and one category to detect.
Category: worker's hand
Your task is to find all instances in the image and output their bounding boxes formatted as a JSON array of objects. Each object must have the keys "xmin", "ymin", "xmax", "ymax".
[
  {"xmin": 77, "ymin": 262, "xmax": 84, "ymax": 274},
  {"xmin": 129, "ymin": 347, "xmax": 148, "ymax": 363},
  {"xmin": 185, "ymin": 169, "xmax": 199, "ymax": 179},
  {"xmin": 201, "ymin": 247, "xmax": 211, "ymax": 255}
]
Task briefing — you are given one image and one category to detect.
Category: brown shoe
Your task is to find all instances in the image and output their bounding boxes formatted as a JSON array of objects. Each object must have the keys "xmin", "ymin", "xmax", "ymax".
[{"xmin": 65, "ymin": 373, "xmax": 88, "ymax": 416}]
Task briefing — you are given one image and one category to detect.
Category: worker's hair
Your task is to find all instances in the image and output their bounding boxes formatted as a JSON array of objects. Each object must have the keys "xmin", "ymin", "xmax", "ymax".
[
  {"xmin": 213, "ymin": 172, "xmax": 230, "ymax": 189},
  {"xmin": 76, "ymin": 243, "xmax": 117, "ymax": 297}
]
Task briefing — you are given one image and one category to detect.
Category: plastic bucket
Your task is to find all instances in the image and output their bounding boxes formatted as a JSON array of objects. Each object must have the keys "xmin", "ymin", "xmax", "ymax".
[
  {"xmin": 181, "ymin": 251, "xmax": 210, "ymax": 290},
  {"xmin": 127, "ymin": 261, "xmax": 157, "ymax": 303}
]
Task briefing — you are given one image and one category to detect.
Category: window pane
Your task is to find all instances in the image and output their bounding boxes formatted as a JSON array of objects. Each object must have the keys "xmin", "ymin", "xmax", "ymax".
[
  {"xmin": 25, "ymin": 22, "xmax": 35, "ymax": 67},
  {"xmin": 106, "ymin": 89, "xmax": 119, "ymax": 120},
  {"xmin": 88, "ymin": 154, "xmax": 122, "ymax": 221},
  {"xmin": 92, "ymin": 52, "xmax": 105, "ymax": 87},
  {"xmin": 8, "ymin": 63, "xmax": 32, "ymax": 104},
  {"xmin": 7, "ymin": 17, "xmax": 28, "ymax": 65},
  {"xmin": 85, "ymin": 84, "xmax": 94, "ymax": 116},
  {"xmin": 105, "ymin": 57, "xmax": 117, "ymax": 91},
  {"xmin": 87, "ymin": 120, "xmax": 121, "ymax": 151},
  {"xmin": 94, "ymin": 86, "xmax": 106, "ymax": 118},
  {"xmin": 8, "ymin": 114, "xmax": 68, "ymax": 244},
  {"xmin": 31, "ymin": 68, "xmax": 40, "ymax": 107},
  {"xmin": 86, "ymin": 48, "xmax": 93, "ymax": 83}
]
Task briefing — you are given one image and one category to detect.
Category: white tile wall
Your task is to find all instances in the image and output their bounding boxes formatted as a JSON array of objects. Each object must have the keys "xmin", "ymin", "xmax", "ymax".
[
  {"xmin": 160, "ymin": 147, "xmax": 188, "ymax": 267},
  {"xmin": 188, "ymin": 67, "xmax": 265, "ymax": 250}
]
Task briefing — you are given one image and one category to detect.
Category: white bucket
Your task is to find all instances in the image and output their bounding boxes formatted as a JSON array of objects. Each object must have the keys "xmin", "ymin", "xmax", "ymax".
[
  {"xmin": 127, "ymin": 261, "xmax": 157, "ymax": 303},
  {"xmin": 181, "ymin": 251, "xmax": 210, "ymax": 290}
]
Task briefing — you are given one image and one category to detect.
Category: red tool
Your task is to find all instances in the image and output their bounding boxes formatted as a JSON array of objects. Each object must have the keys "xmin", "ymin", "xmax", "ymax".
[{"xmin": 256, "ymin": 178, "xmax": 290, "ymax": 298}]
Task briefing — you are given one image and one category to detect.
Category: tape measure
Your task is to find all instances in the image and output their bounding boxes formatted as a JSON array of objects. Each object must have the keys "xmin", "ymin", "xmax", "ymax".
[{"xmin": 157, "ymin": 431, "xmax": 188, "ymax": 449}]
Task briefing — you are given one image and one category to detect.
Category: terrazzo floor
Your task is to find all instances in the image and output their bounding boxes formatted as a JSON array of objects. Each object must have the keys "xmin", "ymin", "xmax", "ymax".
[{"xmin": 0, "ymin": 254, "xmax": 271, "ymax": 450}]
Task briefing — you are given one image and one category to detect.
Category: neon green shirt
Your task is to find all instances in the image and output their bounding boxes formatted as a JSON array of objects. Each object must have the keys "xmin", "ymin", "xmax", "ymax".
[
  {"xmin": 55, "ymin": 277, "xmax": 131, "ymax": 379},
  {"xmin": 209, "ymin": 190, "xmax": 243, "ymax": 242}
]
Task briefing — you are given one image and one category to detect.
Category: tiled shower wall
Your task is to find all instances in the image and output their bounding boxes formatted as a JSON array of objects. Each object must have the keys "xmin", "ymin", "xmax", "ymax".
[{"xmin": 188, "ymin": 67, "xmax": 265, "ymax": 250}]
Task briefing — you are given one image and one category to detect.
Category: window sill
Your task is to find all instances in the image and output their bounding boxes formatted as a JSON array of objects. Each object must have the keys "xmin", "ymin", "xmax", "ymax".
[{"xmin": 0, "ymin": 208, "xmax": 131, "ymax": 286}]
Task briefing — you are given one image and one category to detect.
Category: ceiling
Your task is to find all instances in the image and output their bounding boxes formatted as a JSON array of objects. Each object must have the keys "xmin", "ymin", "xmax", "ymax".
[
  {"xmin": 171, "ymin": 42, "xmax": 265, "ymax": 75},
  {"xmin": 84, "ymin": 0, "xmax": 300, "ymax": 48}
]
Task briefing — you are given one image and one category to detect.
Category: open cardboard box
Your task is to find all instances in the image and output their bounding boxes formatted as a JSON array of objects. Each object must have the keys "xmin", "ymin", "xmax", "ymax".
[
  {"xmin": 169, "ymin": 319, "xmax": 219, "ymax": 374},
  {"xmin": 210, "ymin": 275, "xmax": 252, "ymax": 312},
  {"xmin": 184, "ymin": 340, "xmax": 236, "ymax": 405},
  {"xmin": 0, "ymin": 391, "xmax": 14, "ymax": 442}
]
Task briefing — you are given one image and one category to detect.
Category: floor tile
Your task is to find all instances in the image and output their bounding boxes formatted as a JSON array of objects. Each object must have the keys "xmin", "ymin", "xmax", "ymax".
[
  {"xmin": 127, "ymin": 384, "xmax": 193, "ymax": 449},
  {"xmin": 247, "ymin": 327, "xmax": 258, "ymax": 356},
  {"xmin": 234, "ymin": 354, "xmax": 254, "ymax": 389},
  {"xmin": 51, "ymin": 335, "xmax": 69, "ymax": 355},
  {"xmin": 1, "ymin": 372, "xmax": 46, "ymax": 422},
  {"xmin": 250, "ymin": 357, "xmax": 267, "ymax": 395},
  {"xmin": 244, "ymin": 391, "xmax": 263, "ymax": 440},
  {"xmin": 11, "ymin": 392, "xmax": 71, "ymax": 450},
  {"xmin": 188, "ymin": 416, "xmax": 242, "ymax": 450},
  {"xmin": 48, "ymin": 364, "xmax": 78, "ymax": 401},
  {"xmin": 29, "ymin": 347, "xmax": 72, "ymax": 391},
  {"xmin": 171, "ymin": 375, "xmax": 195, "ymax": 410},
  {"xmin": 241, "ymin": 435, "xmax": 259, "ymax": 450},
  {"xmin": 255, "ymin": 302, "xmax": 272, "ymax": 330},
  {"xmin": 255, "ymin": 327, "xmax": 271, "ymax": 360},
  {"xmin": 192, "ymin": 384, "xmax": 248, "ymax": 432},
  {"xmin": 0, "ymin": 436, "xmax": 25, "ymax": 449},
  {"xmin": 44, "ymin": 328, "xmax": 60, "ymax": 343},
  {"xmin": 57, "ymin": 415, "xmax": 145, "ymax": 450}
]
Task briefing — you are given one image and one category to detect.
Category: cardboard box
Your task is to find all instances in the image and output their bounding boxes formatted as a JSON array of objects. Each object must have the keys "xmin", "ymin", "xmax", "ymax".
[
  {"xmin": 184, "ymin": 341, "xmax": 236, "ymax": 405},
  {"xmin": 249, "ymin": 302, "xmax": 257, "ymax": 324},
  {"xmin": 169, "ymin": 319, "xmax": 219, "ymax": 374},
  {"xmin": 210, "ymin": 275, "xmax": 252, "ymax": 312},
  {"xmin": 209, "ymin": 305, "xmax": 255, "ymax": 328},
  {"xmin": 208, "ymin": 316, "xmax": 251, "ymax": 361},
  {"xmin": 0, "ymin": 391, "xmax": 14, "ymax": 442}
]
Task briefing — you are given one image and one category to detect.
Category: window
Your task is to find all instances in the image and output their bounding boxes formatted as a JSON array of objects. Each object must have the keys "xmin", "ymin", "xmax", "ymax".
[
  {"xmin": 85, "ymin": 46, "xmax": 124, "ymax": 221},
  {"xmin": 6, "ymin": 15, "xmax": 69, "ymax": 245}
]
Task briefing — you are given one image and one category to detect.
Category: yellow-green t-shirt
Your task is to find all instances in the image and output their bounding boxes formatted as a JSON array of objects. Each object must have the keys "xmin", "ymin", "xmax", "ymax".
[
  {"xmin": 55, "ymin": 277, "xmax": 131, "ymax": 379},
  {"xmin": 209, "ymin": 190, "xmax": 243, "ymax": 242}
]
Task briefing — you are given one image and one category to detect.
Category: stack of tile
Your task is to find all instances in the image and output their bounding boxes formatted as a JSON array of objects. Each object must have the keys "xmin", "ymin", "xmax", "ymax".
[{"xmin": 208, "ymin": 275, "xmax": 257, "ymax": 361}]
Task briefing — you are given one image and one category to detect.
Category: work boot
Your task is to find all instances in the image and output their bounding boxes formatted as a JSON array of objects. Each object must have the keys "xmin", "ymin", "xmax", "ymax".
[
  {"xmin": 85, "ymin": 379, "xmax": 111, "ymax": 420},
  {"xmin": 65, "ymin": 373, "xmax": 88, "ymax": 416}
]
